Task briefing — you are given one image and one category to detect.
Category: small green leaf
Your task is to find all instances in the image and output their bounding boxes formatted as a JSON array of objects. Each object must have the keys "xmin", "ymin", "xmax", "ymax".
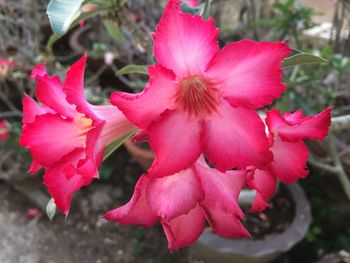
[
  {"xmin": 103, "ymin": 130, "xmax": 136, "ymax": 161},
  {"xmin": 46, "ymin": 198, "xmax": 57, "ymax": 221},
  {"xmin": 47, "ymin": 0, "xmax": 83, "ymax": 37},
  {"xmin": 201, "ymin": 0, "xmax": 212, "ymax": 20},
  {"xmin": 103, "ymin": 19, "xmax": 124, "ymax": 41},
  {"xmin": 181, "ymin": 3, "xmax": 202, "ymax": 15},
  {"xmin": 116, "ymin": 65, "xmax": 148, "ymax": 76},
  {"xmin": 282, "ymin": 53, "xmax": 328, "ymax": 68}
]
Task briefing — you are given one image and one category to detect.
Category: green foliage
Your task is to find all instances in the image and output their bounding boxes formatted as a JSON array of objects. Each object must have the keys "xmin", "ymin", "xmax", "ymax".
[
  {"xmin": 47, "ymin": 0, "xmax": 83, "ymax": 37},
  {"xmin": 115, "ymin": 65, "xmax": 148, "ymax": 76},
  {"xmin": 282, "ymin": 53, "xmax": 328, "ymax": 69},
  {"xmin": 103, "ymin": 131, "xmax": 136, "ymax": 161}
]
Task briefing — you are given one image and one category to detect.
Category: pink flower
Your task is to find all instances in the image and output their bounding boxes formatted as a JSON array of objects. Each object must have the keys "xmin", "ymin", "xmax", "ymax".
[
  {"xmin": 111, "ymin": 0, "xmax": 291, "ymax": 177},
  {"xmin": 0, "ymin": 57, "xmax": 15, "ymax": 78},
  {"xmin": 182, "ymin": 0, "xmax": 199, "ymax": 7},
  {"xmin": 25, "ymin": 208, "xmax": 41, "ymax": 218},
  {"xmin": 104, "ymin": 156, "xmax": 250, "ymax": 250},
  {"xmin": 20, "ymin": 55, "xmax": 136, "ymax": 214},
  {"xmin": 248, "ymin": 108, "xmax": 332, "ymax": 212},
  {"xmin": 0, "ymin": 119, "xmax": 10, "ymax": 141}
]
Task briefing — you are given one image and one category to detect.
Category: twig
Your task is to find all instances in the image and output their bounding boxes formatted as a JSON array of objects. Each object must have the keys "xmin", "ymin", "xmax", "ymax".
[{"xmin": 0, "ymin": 111, "xmax": 22, "ymax": 118}]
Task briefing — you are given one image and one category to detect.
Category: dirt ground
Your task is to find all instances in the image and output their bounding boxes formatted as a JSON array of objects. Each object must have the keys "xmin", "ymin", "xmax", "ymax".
[{"xmin": 0, "ymin": 180, "xmax": 189, "ymax": 263}]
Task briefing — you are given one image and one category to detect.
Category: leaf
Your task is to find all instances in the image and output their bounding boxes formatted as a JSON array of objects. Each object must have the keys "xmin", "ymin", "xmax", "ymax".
[
  {"xmin": 282, "ymin": 53, "xmax": 328, "ymax": 68},
  {"xmin": 47, "ymin": 0, "xmax": 83, "ymax": 37},
  {"xmin": 46, "ymin": 198, "xmax": 57, "ymax": 221},
  {"xmin": 201, "ymin": 0, "xmax": 212, "ymax": 20},
  {"xmin": 103, "ymin": 19, "xmax": 124, "ymax": 41},
  {"xmin": 116, "ymin": 65, "xmax": 148, "ymax": 76},
  {"xmin": 181, "ymin": 3, "xmax": 203, "ymax": 15},
  {"xmin": 103, "ymin": 130, "xmax": 136, "ymax": 161}
]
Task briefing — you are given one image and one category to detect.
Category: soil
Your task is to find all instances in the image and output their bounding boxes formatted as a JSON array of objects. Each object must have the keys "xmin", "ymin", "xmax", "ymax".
[{"xmin": 244, "ymin": 185, "xmax": 296, "ymax": 240}]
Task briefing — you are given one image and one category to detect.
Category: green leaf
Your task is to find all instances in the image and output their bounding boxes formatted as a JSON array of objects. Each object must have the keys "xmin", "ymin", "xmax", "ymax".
[
  {"xmin": 103, "ymin": 19, "xmax": 124, "ymax": 41},
  {"xmin": 282, "ymin": 53, "xmax": 328, "ymax": 68},
  {"xmin": 181, "ymin": 3, "xmax": 202, "ymax": 15},
  {"xmin": 116, "ymin": 65, "xmax": 148, "ymax": 76},
  {"xmin": 46, "ymin": 198, "xmax": 57, "ymax": 221},
  {"xmin": 201, "ymin": 0, "xmax": 212, "ymax": 20},
  {"xmin": 47, "ymin": 0, "xmax": 83, "ymax": 37},
  {"xmin": 103, "ymin": 130, "xmax": 136, "ymax": 161}
]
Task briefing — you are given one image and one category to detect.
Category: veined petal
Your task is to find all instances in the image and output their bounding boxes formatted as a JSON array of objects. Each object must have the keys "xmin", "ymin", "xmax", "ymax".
[
  {"xmin": 43, "ymin": 148, "xmax": 92, "ymax": 215},
  {"xmin": 270, "ymin": 137, "xmax": 309, "ymax": 183},
  {"xmin": 206, "ymin": 40, "xmax": 291, "ymax": 109},
  {"xmin": 161, "ymin": 205, "xmax": 205, "ymax": 251},
  {"xmin": 20, "ymin": 113, "xmax": 86, "ymax": 166},
  {"xmin": 266, "ymin": 108, "xmax": 332, "ymax": 142},
  {"xmin": 154, "ymin": 0, "xmax": 219, "ymax": 77},
  {"xmin": 104, "ymin": 175, "xmax": 158, "ymax": 227},
  {"xmin": 194, "ymin": 160, "xmax": 246, "ymax": 218},
  {"xmin": 148, "ymin": 110, "xmax": 202, "ymax": 177},
  {"xmin": 110, "ymin": 65, "xmax": 177, "ymax": 129},
  {"xmin": 202, "ymin": 100, "xmax": 272, "ymax": 170},
  {"xmin": 31, "ymin": 65, "xmax": 75, "ymax": 118},
  {"xmin": 147, "ymin": 167, "xmax": 203, "ymax": 220}
]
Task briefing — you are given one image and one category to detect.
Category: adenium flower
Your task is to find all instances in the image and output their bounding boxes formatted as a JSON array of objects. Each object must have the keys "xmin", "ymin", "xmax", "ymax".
[
  {"xmin": 20, "ymin": 55, "xmax": 136, "ymax": 214},
  {"xmin": 105, "ymin": 156, "xmax": 250, "ymax": 250},
  {"xmin": 248, "ymin": 107, "xmax": 332, "ymax": 212},
  {"xmin": 0, "ymin": 119, "xmax": 10, "ymax": 141},
  {"xmin": 111, "ymin": 0, "xmax": 291, "ymax": 178}
]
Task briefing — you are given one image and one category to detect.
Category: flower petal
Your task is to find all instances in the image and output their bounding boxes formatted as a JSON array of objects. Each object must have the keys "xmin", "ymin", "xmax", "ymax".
[
  {"xmin": 147, "ymin": 167, "xmax": 203, "ymax": 220},
  {"xmin": 31, "ymin": 65, "xmax": 75, "ymax": 118},
  {"xmin": 22, "ymin": 94, "xmax": 47, "ymax": 125},
  {"xmin": 154, "ymin": 0, "xmax": 219, "ymax": 77},
  {"xmin": 206, "ymin": 40, "xmax": 291, "ymax": 109},
  {"xmin": 28, "ymin": 159, "xmax": 42, "ymax": 174},
  {"xmin": 147, "ymin": 110, "xmax": 202, "ymax": 177},
  {"xmin": 20, "ymin": 114, "xmax": 86, "ymax": 166},
  {"xmin": 63, "ymin": 55, "xmax": 98, "ymax": 121},
  {"xmin": 270, "ymin": 137, "xmax": 309, "ymax": 183},
  {"xmin": 266, "ymin": 108, "xmax": 332, "ymax": 142},
  {"xmin": 194, "ymin": 160, "xmax": 246, "ymax": 218},
  {"xmin": 202, "ymin": 100, "xmax": 272, "ymax": 170},
  {"xmin": 161, "ymin": 205, "xmax": 205, "ymax": 251},
  {"xmin": 204, "ymin": 207, "xmax": 251, "ymax": 238},
  {"xmin": 248, "ymin": 169, "xmax": 276, "ymax": 212},
  {"xmin": 104, "ymin": 175, "xmax": 158, "ymax": 227},
  {"xmin": 110, "ymin": 65, "xmax": 177, "ymax": 129},
  {"xmin": 43, "ymin": 148, "xmax": 92, "ymax": 215}
]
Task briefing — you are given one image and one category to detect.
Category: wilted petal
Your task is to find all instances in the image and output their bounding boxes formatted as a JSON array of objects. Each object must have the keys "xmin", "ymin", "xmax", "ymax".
[
  {"xmin": 111, "ymin": 65, "xmax": 177, "ymax": 129},
  {"xmin": 104, "ymin": 175, "xmax": 158, "ymax": 227},
  {"xmin": 147, "ymin": 167, "xmax": 203, "ymax": 220},
  {"xmin": 161, "ymin": 205, "xmax": 205, "ymax": 251},
  {"xmin": 270, "ymin": 137, "xmax": 309, "ymax": 183},
  {"xmin": 202, "ymin": 100, "xmax": 272, "ymax": 170},
  {"xmin": 154, "ymin": 0, "xmax": 219, "ymax": 77},
  {"xmin": 206, "ymin": 40, "xmax": 290, "ymax": 109},
  {"xmin": 147, "ymin": 110, "xmax": 202, "ymax": 177}
]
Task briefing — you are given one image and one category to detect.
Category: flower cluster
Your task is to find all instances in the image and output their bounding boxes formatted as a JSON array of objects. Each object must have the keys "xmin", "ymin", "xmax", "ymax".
[{"xmin": 21, "ymin": 0, "xmax": 331, "ymax": 250}]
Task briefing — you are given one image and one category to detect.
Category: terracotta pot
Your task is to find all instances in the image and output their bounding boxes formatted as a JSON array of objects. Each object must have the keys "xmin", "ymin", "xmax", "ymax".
[
  {"xmin": 190, "ymin": 183, "xmax": 311, "ymax": 263},
  {"xmin": 123, "ymin": 139, "xmax": 155, "ymax": 170}
]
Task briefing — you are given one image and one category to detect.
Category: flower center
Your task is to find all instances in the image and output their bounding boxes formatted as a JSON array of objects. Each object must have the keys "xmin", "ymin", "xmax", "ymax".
[{"xmin": 176, "ymin": 76, "xmax": 219, "ymax": 117}]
